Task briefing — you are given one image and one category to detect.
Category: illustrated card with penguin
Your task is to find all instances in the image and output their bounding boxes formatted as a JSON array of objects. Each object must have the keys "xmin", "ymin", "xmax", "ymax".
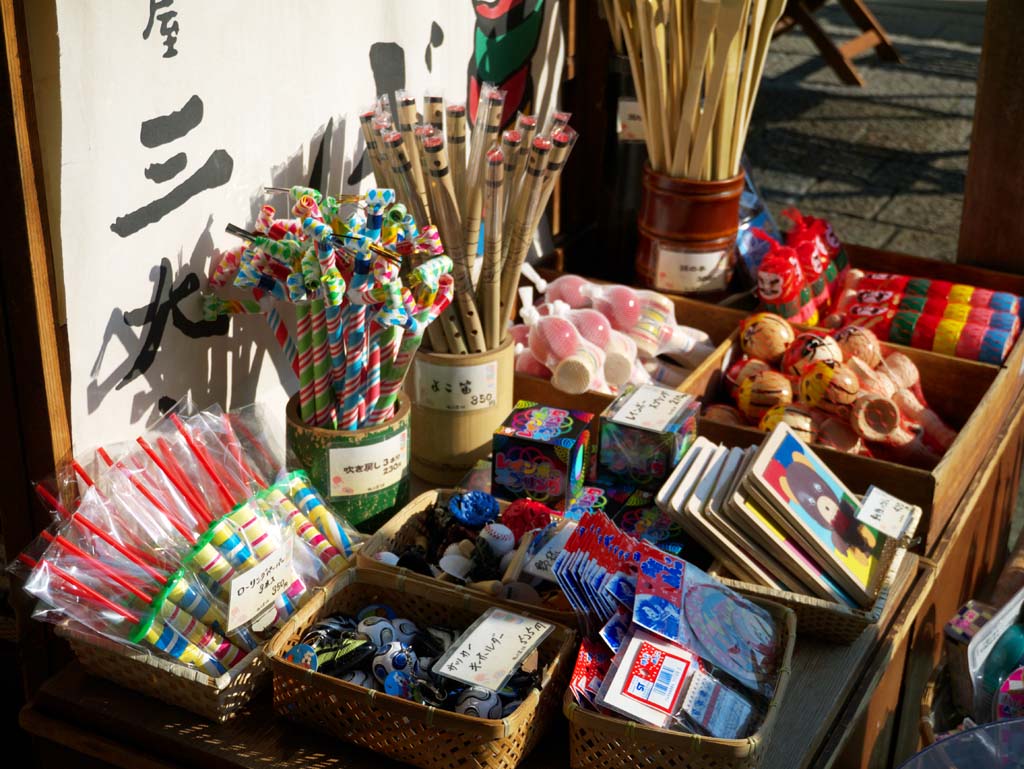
[{"xmin": 747, "ymin": 423, "xmax": 888, "ymax": 606}]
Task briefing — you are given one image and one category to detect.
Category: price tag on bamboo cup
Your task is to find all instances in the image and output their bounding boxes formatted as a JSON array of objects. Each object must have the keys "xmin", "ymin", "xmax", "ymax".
[
  {"xmin": 329, "ymin": 432, "xmax": 408, "ymax": 497},
  {"xmin": 655, "ymin": 245, "xmax": 731, "ymax": 293},
  {"xmin": 415, "ymin": 359, "xmax": 498, "ymax": 412},
  {"xmin": 227, "ymin": 537, "xmax": 295, "ymax": 633},
  {"xmin": 857, "ymin": 486, "xmax": 917, "ymax": 540},
  {"xmin": 617, "ymin": 98, "xmax": 646, "ymax": 143}
]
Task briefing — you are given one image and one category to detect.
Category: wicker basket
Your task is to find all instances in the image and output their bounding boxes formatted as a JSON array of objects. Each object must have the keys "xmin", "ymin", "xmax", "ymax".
[
  {"xmin": 713, "ymin": 547, "xmax": 910, "ymax": 645},
  {"xmin": 58, "ymin": 621, "xmax": 268, "ymax": 721},
  {"xmin": 358, "ymin": 489, "xmax": 577, "ymax": 625},
  {"xmin": 267, "ymin": 567, "xmax": 578, "ymax": 769},
  {"xmin": 563, "ymin": 601, "xmax": 796, "ymax": 769}
]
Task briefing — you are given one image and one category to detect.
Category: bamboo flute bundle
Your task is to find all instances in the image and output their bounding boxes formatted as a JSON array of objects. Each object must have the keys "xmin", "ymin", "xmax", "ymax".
[
  {"xmin": 610, "ymin": 0, "xmax": 786, "ymax": 181},
  {"xmin": 361, "ymin": 87, "xmax": 576, "ymax": 352}
]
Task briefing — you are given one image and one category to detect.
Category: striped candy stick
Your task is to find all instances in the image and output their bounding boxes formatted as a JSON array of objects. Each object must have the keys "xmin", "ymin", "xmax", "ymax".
[
  {"xmin": 299, "ymin": 251, "xmax": 334, "ymax": 427},
  {"xmin": 157, "ymin": 600, "xmax": 248, "ymax": 669},
  {"xmin": 163, "ymin": 572, "xmax": 256, "ymax": 651},
  {"xmin": 265, "ymin": 487, "xmax": 347, "ymax": 573},
  {"xmin": 143, "ymin": 617, "xmax": 227, "ymax": 677},
  {"xmin": 365, "ymin": 321, "xmax": 385, "ymax": 419},
  {"xmin": 294, "ymin": 300, "xmax": 315, "ymax": 424},
  {"xmin": 286, "ymin": 474, "xmax": 357, "ymax": 558},
  {"xmin": 302, "ymin": 219, "xmax": 347, "ymax": 399}
]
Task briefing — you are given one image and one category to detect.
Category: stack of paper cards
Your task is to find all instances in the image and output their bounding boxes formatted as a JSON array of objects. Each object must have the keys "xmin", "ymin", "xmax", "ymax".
[{"xmin": 655, "ymin": 424, "xmax": 902, "ymax": 609}]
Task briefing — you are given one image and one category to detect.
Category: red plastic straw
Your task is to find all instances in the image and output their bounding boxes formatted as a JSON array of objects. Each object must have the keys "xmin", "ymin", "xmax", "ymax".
[
  {"xmin": 72, "ymin": 460, "xmax": 95, "ymax": 487},
  {"xmin": 179, "ymin": 413, "xmax": 252, "ymax": 501},
  {"xmin": 157, "ymin": 436, "xmax": 215, "ymax": 522},
  {"xmin": 40, "ymin": 531, "xmax": 153, "ymax": 604},
  {"xmin": 137, "ymin": 437, "xmax": 212, "ymax": 525},
  {"xmin": 230, "ymin": 416, "xmax": 277, "ymax": 479},
  {"xmin": 36, "ymin": 485, "xmax": 167, "ymax": 580},
  {"xmin": 41, "ymin": 558, "xmax": 140, "ymax": 623},
  {"xmin": 221, "ymin": 414, "xmax": 267, "ymax": 489},
  {"xmin": 169, "ymin": 415, "xmax": 236, "ymax": 510},
  {"xmin": 97, "ymin": 448, "xmax": 197, "ymax": 545}
]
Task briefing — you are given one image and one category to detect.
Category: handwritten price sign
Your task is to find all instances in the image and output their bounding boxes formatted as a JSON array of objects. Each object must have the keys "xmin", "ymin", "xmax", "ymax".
[
  {"xmin": 415, "ymin": 359, "xmax": 498, "ymax": 412},
  {"xmin": 434, "ymin": 607, "xmax": 554, "ymax": 692},
  {"xmin": 227, "ymin": 537, "xmax": 295, "ymax": 632}
]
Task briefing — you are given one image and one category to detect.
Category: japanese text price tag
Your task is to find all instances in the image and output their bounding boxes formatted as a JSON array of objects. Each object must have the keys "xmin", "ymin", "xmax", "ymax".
[
  {"xmin": 226, "ymin": 537, "xmax": 295, "ymax": 632},
  {"xmin": 329, "ymin": 432, "xmax": 408, "ymax": 497},
  {"xmin": 610, "ymin": 384, "xmax": 691, "ymax": 432},
  {"xmin": 857, "ymin": 486, "xmax": 918, "ymax": 540},
  {"xmin": 434, "ymin": 607, "xmax": 554, "ymax": 692},
  {"xmin": 414, "ymin": 359, "xmax": 498, "ymax": 412}
]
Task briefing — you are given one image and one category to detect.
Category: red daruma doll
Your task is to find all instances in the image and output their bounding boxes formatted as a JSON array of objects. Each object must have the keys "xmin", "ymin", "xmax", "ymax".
[
  {"xmin": 520, "ymin": 303, "xmax": 608, "ymax": 394},
  {"xmin": 755, "ymin": 236, "xmax": 818, "ymax": 326}
]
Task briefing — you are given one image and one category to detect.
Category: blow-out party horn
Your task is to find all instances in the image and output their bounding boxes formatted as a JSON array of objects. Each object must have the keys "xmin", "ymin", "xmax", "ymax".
[
  {"xmin": 368, "ymin": 274, "xmax": 455, "ymax": 424},
  {"xmin": 295, "ymin": 301, "xmax": 315, "ymax": 423},
  {"xmin": 29, "ymin": 555, "xmax": 227, "ymax": 677}
]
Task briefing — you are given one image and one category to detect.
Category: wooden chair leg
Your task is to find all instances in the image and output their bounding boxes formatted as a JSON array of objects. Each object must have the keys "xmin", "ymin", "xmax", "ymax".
[
  {"xmin": 790, "ymin": 1, "xmax": 866, "ymax": 85},
  {"xmin": 837, "ymin": 0, "xmax": 903, "ymax": 62}
]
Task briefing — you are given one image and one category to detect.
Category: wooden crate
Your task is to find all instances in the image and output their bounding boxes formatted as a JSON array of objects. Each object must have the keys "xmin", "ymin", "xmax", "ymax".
[
  {"xmin": 690, "ymin": 329, "xmax": 1000, "ymax": 552},
  {"xmin": 519, "ymin": 246, "xmax": 1024, "ymax": 552},
  {"xmin": 513, "ymin": 293, "xmax": 745, "ymax": 414}
]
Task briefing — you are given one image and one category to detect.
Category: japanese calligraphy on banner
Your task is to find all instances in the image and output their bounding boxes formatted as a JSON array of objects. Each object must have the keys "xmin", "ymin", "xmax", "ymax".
[
  {"xmin": 434, "ymin": 607, "xmax": 554, "ymax": 691},
  {"xmin": 45, "ymin": 1, "xmax": 564, "ymax": 451}
]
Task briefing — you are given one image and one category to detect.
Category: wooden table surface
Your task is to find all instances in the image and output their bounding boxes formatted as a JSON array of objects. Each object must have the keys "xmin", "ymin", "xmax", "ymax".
[{"xmin": 20, "ymin": 551, "xmax": 920, "ymax": 769}]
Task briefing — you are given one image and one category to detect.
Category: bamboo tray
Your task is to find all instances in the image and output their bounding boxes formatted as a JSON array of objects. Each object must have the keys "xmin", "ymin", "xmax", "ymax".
[
  {"xmin": 711, "ymin": 539, "xmax": 916, "ymax": 644},
  {"xmin": 357, "ymin": 489, "xmax": 576, "ymax": 625},
  {"xmin": 267, "ymin": 567, "xmax": 577, "ymax": 769},
  {"xmin": 563, "ymin": 600, "xmax": 796, "ymax": 769},
  {"xmin": 58, "ymin": 621, "xmax": 268, "ymax": 722}
]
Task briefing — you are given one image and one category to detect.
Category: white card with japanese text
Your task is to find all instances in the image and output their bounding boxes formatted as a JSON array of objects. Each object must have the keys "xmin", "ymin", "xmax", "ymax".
[{"xmin": 434, "ymin": 608, "xmax": 554, "ymax": 692}]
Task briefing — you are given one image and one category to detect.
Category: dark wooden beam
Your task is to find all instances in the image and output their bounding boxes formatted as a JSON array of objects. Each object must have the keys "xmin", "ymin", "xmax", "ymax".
[
  {"xmin": 958, "ymin": 0, "xmax": 1024, "ymax": 273},
  {"xmin": 0, "ymin": 0, "xmax": 74, "ymax": 695}
]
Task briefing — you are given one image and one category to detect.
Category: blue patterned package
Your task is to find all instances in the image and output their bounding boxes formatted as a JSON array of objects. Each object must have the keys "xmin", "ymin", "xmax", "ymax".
[{"xmin": 491, "ymin": 400, "xmax": 595, "ymax": 511}]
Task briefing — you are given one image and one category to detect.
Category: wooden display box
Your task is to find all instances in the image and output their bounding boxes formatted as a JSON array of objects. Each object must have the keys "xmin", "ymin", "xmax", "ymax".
[
  {"xmin": 516, "ymin": 246, "xmax": 1024, "ymax": 553},
  {"xmin": 513, "ymin": 292, "xmax": 746, "ymax": 415}
]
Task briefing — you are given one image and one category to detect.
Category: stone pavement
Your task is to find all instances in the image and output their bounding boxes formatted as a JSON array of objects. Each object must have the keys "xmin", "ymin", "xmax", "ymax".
[{"xmin": 746, "ymin": 0, "xmax": 986, "ymax": 261}]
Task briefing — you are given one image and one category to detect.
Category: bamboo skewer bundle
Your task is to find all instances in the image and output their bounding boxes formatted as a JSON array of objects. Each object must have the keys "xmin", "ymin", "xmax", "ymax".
[
  {"xmin": 366, "ymin": 88, "xmax": 577, "ymax": 352},
  {"xmin": 611, "ymin": 0, "xmax": 786, "ymax": 181}
]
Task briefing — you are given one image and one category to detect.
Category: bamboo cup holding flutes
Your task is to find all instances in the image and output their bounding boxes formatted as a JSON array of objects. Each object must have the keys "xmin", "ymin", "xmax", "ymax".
[
  {"xmin": 363, "ymin": 86, "xmax": 577, "ymax": 481},
  {"xmin": 603, "ymin": 0, "xmax": 785, "ymax": 295}
]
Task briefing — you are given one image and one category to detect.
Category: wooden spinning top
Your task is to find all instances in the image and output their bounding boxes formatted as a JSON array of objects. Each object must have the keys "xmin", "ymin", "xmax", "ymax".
[
  {"xmin": 832, "ymin": 325, "xmax": 882, "ymax": 368},
  {"xmin": 737, "ymin": 370, "xmax": 793, "ymax": 421},
  {"xmin": 739, "ymin": 312, "xmax": 795, "ymax": 365},
  {"xmin": 781, "ymin": 333, "xmax": 843, "ymax": 376}
]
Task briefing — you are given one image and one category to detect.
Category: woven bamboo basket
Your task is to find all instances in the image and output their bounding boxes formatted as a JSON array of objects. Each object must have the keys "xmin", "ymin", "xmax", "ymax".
[
  {"xmin": 563, "ymin": 601, "xmax": 796, "ymax": 769},
  {"xmin": 712, "ymin": 545, "xmax": 911, "ymax": 645},
  {"xmin": 58, "ymin": 621, "xmax": 268, "ymax": 721},
  {"xmin": 267, "ymin": 567, "xmax": 578, "ymax": 769},
  {"xmin": 357, "ymin": 489, "xmax": 577, "ymax": 625}
]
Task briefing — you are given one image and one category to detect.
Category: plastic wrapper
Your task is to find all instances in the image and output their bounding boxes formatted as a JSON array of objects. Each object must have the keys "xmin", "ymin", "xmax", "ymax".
[{"xmin": 12, "ymin": 402, "xmax": 359, "ymax": 678}]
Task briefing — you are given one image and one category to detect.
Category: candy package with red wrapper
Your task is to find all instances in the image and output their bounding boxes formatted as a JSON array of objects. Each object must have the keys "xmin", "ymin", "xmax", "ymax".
[
  {"xmin": 752, "ymin": 230, "xmax": 818, "ymax": 325},
  {"xmin": 782, "ymin": 208, "xmax": 850, "ymax": 296}
]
